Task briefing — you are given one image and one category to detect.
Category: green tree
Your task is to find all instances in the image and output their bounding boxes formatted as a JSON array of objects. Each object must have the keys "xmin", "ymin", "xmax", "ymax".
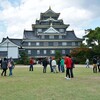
[
  {"xmin": 84, "ymin": 27, "xmax": 100, "ymax": 55},
  {"xmin": 18, "ymin": 51, "xmax": 29, "ymax": 65},
  {"xmin": 55, "ymin": 50, "xmax": 62, "ymax": 65},
  {"xmin": 85, "ymin": 27, "xmax": 100, "ymax": 46},
  {"xmin": 55, "ymin": 50, "xmax": 62, "ymax": 59}
]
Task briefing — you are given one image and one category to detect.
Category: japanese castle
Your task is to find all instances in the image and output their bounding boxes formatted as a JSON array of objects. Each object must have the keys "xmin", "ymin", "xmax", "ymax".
[{"xmin": 0, "ymin": 7, "xmax": 83, "ymax": 59}]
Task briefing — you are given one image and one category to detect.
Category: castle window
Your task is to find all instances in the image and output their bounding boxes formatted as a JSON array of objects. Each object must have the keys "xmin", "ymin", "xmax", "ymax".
[
  {"xmin": 28, "ymin": 42, "xmax": 31, "ymax": 46},
  {"xmin": 36, "ymin": 42, "xmax": 40, "ymax": 46},
  {"xmin": 72, "ymin": 42, "xmax": 75, "ymax": 46},
  {"xmin": 37, "ymin": 50, "xmax": 40, "ymax": 54},
  {"xmin": 37, "ymin": 29, "xmax": 42, "ymax": 32},
  {"xmin": 59, "ymin": 29, "xmax": 64, "ymax": 32},
  {"xmin": 48, "ymin": 42, "xmax": 53, "ymax": 46},
  {"xmin": 58, "ymin": 42, "xmax": 62, "ymax": 46},
  {"xmin": 28, "ymin": 50, "xmax": 31, "ymax": 54},
  {"xmin": 67, "ymin": 42, "xmax": 72, "ymax": 46},
  {"xmin": 44, "ymin": 50, "xmax": 47, "ymax": 54},
  {"xmin": 41, "ymin": 35, "xmax": 45, "ymax": 39},
  {"xmin": 75, "ymin": 42, "xmax": 78, "ymax": 46},
  {"xmin": 49, "ymin": 35, "xmax": 54, "ymax": 39},
  {"xmin": 59, "ymin": 35, "xmax": 62, "ymax": 39},
  {"xmin": 62, "ymin": 42, "xmax": 66, "ymax": 46},
  {"xmin": 50, "ymin": 50, "xmax": 55, "ymax": 54}
]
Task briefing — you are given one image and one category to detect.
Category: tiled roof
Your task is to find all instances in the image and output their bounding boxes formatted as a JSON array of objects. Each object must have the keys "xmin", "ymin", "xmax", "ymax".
[
  {"xmin": 10, "ymin": 39, "xmax": 22, "ymax": 46},
  {"xmin": 2, "ymin": 37, "xmax": 22, "ymax": 46},
  {"xmin": 23, "ymin": 30, "xmax": 39, "ymax": 40},
  {"xmin": 66, "ymin": 31, "xmax": 83, "ymax": 40}
]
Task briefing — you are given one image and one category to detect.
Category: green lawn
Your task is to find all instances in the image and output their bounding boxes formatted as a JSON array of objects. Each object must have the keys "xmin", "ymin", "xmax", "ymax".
[{"xmin": 0, "ymin": 66, "xmax": 100, "ymax": 100}]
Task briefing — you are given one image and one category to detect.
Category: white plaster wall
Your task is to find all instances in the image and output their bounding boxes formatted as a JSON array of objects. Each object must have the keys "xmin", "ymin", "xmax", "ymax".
[
  {"xmin": 0, "ymin": 40, "xmax": 19, "ymax": 58},
  {"xmin": 0, "ymin": 47, "xmax": 7, "ymax": 51},
  {"xmin": 8, "ymin": 47, "xmax": 19, "ymax": 58}
]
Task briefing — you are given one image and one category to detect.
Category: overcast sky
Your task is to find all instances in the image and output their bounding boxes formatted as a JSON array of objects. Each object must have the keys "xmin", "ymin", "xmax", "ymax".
[{"xmin": 0, "ymin": 0, "xmax": 100, "ymax": 42}]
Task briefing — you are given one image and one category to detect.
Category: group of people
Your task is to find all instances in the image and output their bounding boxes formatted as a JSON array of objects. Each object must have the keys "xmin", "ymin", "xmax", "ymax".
[
  {"xmin": 42, "ymin": 57, "xmax": 65, "ymax": 73},
  {"xmin": 41, "ymin": 54, "xmax": 75, "ymax": 80},
  {"xmin": 85, "ymin": 56, "xmax": 100, "ymax": 73},
  {"xmin": 0, "ymin": 57, "xmax": 15, "ymax": 76},
  {"xmin": 29, "ymin": 55, "xmax": 75, "ymax": 80}
]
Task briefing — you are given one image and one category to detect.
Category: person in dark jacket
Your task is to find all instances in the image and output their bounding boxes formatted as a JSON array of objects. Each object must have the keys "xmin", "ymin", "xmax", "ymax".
[
  {"xmin": 49, "ymin": 57, "xmax": 53, "ymax": 72},
  {"xmin": 1, "ymin": 58, "xmax": 8, "ymax": 76},
  {"xmin": 93, "ymin": 57, "xmax": 97, "ymax": 73},
  {"xmin": 57, "ymin": 58, "xmax": 61, "ymax": 72},
  {"xmin": 97, "ymin": 57, "xmax": 100, "ymax": 72},
  {"xmin": 69, "ymin": 56, "xmax": 75, "ymax": 78},
  {"xmin": 0, "ymin": 58, "xmax": 2, "ymax": 69},
  {"xmin": 42, "ymin": 57, "xmax": 48, "ymax": 73}
]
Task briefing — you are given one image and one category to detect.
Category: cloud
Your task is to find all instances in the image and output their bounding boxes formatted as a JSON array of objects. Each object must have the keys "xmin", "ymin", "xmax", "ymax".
[{"xmin": 0, "ymin": 0, "xmax": 100, "ymax": 42}]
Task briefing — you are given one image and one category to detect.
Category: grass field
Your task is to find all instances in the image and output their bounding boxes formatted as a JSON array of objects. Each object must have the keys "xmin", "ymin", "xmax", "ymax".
[{"xmin": 0, "ymin": 65, "xmax": 100, "ymax": 100}]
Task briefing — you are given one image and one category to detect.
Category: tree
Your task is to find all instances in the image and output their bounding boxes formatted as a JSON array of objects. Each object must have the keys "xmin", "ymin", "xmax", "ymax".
[
  {"xmin": 70, "ymin": 45, "xmax": 94, "ymax": 64},
  {"xmin": 55, "ymin": 50, "xmax": 62, "ymax": 60},
  {"xmin": 18, "ymin": 51, "xmax": 29, "ymax": 65},
  {"xmin": 85, "ymin": 27, "xmax": 100, "ymax": 46},
  {"xmin": 84, "ymin": 27, "xmax": 100, "ymax": 55},
  {"xmin": 55, "ymin": 50, "xmax": 62, "ymax": 65}
]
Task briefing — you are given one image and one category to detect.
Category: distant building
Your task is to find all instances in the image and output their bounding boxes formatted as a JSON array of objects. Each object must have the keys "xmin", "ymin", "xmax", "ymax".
[{"xmin": 0, "ymin": 7, "xmax": 83, "ymax": 59}]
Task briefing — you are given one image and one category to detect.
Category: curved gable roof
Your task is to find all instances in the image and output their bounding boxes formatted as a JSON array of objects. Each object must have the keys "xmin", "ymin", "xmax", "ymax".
[
  {"xmin": 66, "ymin": 31, "xmax": 83, "ymax": 40},
  {"xmin": 1, "ymin": 37, "xmax": 22, "ymax": 46}
]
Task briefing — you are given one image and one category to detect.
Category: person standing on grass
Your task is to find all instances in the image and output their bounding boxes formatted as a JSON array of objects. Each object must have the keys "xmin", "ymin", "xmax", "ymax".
[
  {"xmin": 42, "ymin": 57, "xmax": 48, "ymax": 73},
  {"xmin": 93, "ymin": 56, "xmax": 97, "ymax": 73},
  {"xmin": 57, "ymin": 58, "xmax": 61, "ymax": 72},
  {"xmin": 0, "ymin": 58, "xmax": 2, "ymax": 69},
  {"xmin": 29, "ymin": 57, "xmax": 34, "ymax": 71},
  {"xmin": 85, "ymin": 58, "xmax": 90, "ymax": 68},
  {"xmin": 51, "ymin": 58, "xmax": 58, "ymax": 73},
  {"xmin": 8, "ymin": 57, "xmax": 15, "ymax": 76},
  {"xmin": 69, "ymin": 56, "xmax": 74, "ymax": 78},
  {"xmin": 60, "ymin": 57, "xmax": 65, "ymax": 73},
  {"xmin": 97, "ymin": 57, "xmax": 100, "ymax": 72},
  {"xmin": 49, "ymin": 57, "xmax": 53, "ymax": 72},
  {"xmin": 64, "ymin": 54, "xmax": 72, "ymax": 80},
  {"xmin": 1, "ymin": 58, "xmax": 8, "ymax": 76}
]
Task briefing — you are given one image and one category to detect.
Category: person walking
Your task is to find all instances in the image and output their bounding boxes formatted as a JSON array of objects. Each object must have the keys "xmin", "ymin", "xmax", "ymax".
[
  {"xmin": 85, "ymin": 58, "xmax": 89, "ymax": 68},
  {"xmin": 1, "ymin": 58, "xmax": 8, "ymax": 76},
  {"xmin": 29, "ymin": 57, "xmax": 34, "ymax": 71},
  {"xmin": 8, "ymin": 57, "xmax": 15, "ymax": 76},
  {"xmin": 64, "ymin": 54, "xmax": 72, "ymax": 80},
  {"xmin": 42, "ymin": 57, "xmax": 48, "ymax": 73}
]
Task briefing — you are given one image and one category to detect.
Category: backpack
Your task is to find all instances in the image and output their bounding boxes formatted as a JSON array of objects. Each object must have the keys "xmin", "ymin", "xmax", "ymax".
[{"xmin": 8, "ymin": 61, "xmax": 12, "ymax": 68}]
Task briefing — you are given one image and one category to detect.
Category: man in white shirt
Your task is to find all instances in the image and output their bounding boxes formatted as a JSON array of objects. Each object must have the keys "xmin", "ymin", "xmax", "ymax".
[{"xmin": 51, "ymin": 58, "xmax": 57, "ymax": 73}]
